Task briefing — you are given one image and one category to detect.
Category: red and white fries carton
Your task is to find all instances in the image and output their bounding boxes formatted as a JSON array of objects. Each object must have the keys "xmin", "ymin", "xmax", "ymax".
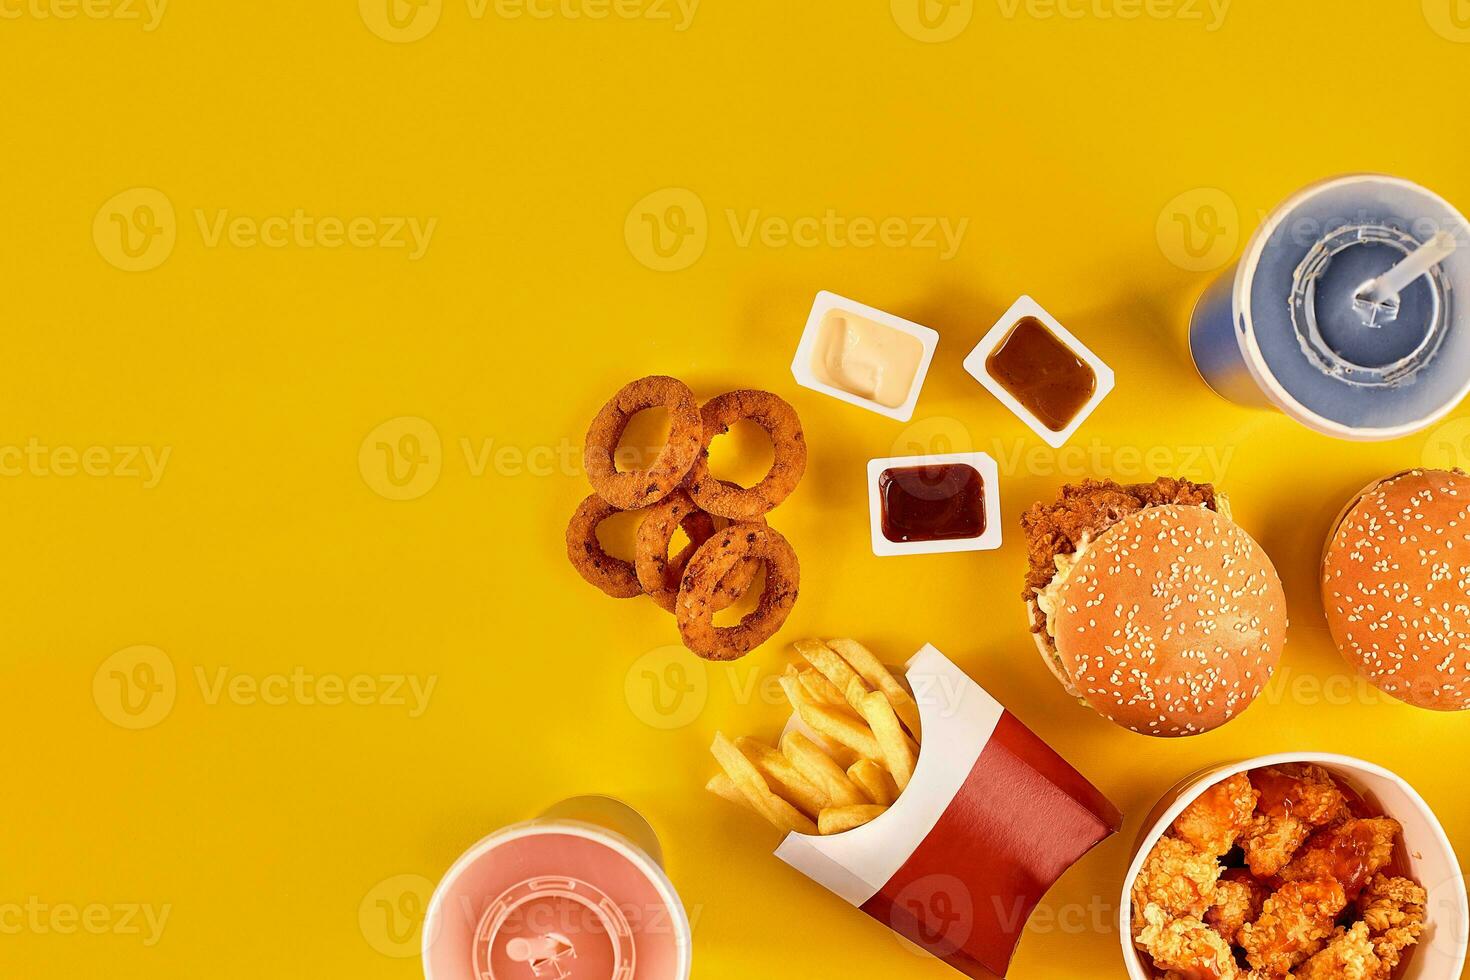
[{"xmin": 777, "ymin": 644, "xmax": 1122, "ymax": 978}]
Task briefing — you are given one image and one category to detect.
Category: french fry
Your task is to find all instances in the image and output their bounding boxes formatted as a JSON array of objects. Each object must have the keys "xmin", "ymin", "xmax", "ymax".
[
  {"xmin": 794, "ymin": 639, "xmax": 870, "ymax": 712},
  {"xmin": 828, "ymin": 638, "xmax": 923, "ymax": 741},
  {"xmin": 847, "ymin": 759, "xmax": 899, "ymax": 806},
  {"xmin": 818, "ymin": 804, "xmax": 888, "ymax": 836},
  {"xmin": 706, "ymin": 773, "xmax": 753, "ymax": 811},
  {"xmin": 857, "ymin": 691, "xmax": 919, "ymax": 791},
  {"xmin": 778, "ymin": 674, "xmax": 881, "ymax": 760},
  {"xmin": 736, "ymin": 736, "xmax": 828, "ymax": 817},
  {"xmin": 844, "ymin": 676, "xmax": 918, "ymax": 756},
  {"xmin": 814, "ymin": 734, "xmax": 860, "ymax": 770},
  {"xmin": 710, "ymin": 733, "xmax": 817, "ymax": 835},
  {"xmin": 799, "ymin": 667, "xmax": 850, "ymax": 708},
  {"xmin": 780, "ymin": 731, "xmax": 867, "ymax": 808},
  {"xmin": 784, "ymin": 664, "xmax": 849, "ymax": 712}
]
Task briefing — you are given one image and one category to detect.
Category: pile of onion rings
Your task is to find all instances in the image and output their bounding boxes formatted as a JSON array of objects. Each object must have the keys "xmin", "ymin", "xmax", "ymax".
[{"xmin": 565, "ymin": 375, "xmax": 807, "ymax": 660}]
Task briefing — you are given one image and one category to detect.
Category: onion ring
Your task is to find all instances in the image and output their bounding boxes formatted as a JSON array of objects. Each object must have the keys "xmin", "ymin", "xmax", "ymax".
[
  {"xmin": 676, "ymin": 523, "xmax": 800, "ymax": 661},
  {"xmin": 583, "ymin": 376, "xmax": 702, "ymax": 510},
  {"xmin": 685, "ymin": 389, "xmax": 807, "ymax": 520},
  {"xmin": 565, "ymin": 494, "xmax": 643, "ymax": 598},
  {"xmin": 635, "ymin": 489, "xmax": 762, "ymax": 613}
]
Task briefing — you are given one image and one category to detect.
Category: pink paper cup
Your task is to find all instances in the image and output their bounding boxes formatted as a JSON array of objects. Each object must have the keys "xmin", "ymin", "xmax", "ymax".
[{"xmin": 423, "ymin": 798, "xmax": 693, "ymax": 980}]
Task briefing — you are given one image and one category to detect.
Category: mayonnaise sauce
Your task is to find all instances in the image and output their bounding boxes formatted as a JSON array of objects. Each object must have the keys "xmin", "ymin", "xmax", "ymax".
[{"xmin": 811, "ymin": 310, "xmax": 923, "ymax": 409}]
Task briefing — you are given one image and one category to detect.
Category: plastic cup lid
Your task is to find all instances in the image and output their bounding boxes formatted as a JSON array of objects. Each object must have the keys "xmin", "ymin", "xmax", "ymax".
[{"xmin": 474, "ymin": 876, "xmax": 635, "ymax": 980}]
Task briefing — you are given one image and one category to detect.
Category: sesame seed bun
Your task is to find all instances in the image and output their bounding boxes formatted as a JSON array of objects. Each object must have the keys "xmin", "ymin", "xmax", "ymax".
[
  {"xmin": 1322, "ymin": 468, "xmax": 1470, "ymax": 712},
  {"xmin": 1050, "ymin": 505, "xmax": 1287, "ymax": 737}
]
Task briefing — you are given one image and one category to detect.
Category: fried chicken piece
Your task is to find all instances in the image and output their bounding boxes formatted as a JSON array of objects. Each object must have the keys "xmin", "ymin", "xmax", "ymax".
[
  {"xmin": 1279, "ymin": 818, "xmax": 1400, "ymax": 896},
  {"xmin": 1132, "ymin": 835, "xmax": 1222, "ymax": 922},
  {"xmin": 1238, "ymin": 765, "xmax": 1349, "ymax": 877},
  {"xmin": 1238, "ymin": 877, "xmax": 1347, "ymax": 975},
  {"xmin": 1371, "ymin": 938, "xmax": 1405, "ymax": 978},
  {"xmin": 1359, "ymin": 873, "xmax": 1426, "ymax": 934},
  {"xmin": 1136, "ymin": 904, "xmax": 1240, "ymax": 980},
  {"xmin": 1294, "ymin": 922, "xmax": 1385, "ymax": 980},
  {"xmin": 1204, "ymin": 868, "xmax": 1269, "ymax": 944},
  {"xmin": 1360, "ymin": 873, "xmax": 1427, "ymax": 965},
  {"xmin": 1173, "ymin": 773, "xmax": 1260, "ymax": 857},
  {"xmin": 1239, "ymin": 812, "xmax": 1313, "ymax": 879}
]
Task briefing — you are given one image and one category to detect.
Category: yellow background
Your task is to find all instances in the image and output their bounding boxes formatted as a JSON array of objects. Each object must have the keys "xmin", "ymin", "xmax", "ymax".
[{"xmin": 4, "ymin": 0, "xmax": 1470, "ymax": 977}]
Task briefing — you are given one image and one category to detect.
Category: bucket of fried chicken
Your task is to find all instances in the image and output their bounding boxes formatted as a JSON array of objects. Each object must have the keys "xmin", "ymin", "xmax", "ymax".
[{"xmin": 1121, "ymin": 754, "xmax": 1467, "ymax": 979}]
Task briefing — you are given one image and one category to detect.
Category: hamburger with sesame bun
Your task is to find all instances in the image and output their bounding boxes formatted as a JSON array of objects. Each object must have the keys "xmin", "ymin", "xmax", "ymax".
[
  {"xmin": 1322, "ymin": 468, "xmax": 1470, "ymax": 712},
  {"xmin": 1020, "ymin": 478, "xmax": 1288, "ymax": 737}
]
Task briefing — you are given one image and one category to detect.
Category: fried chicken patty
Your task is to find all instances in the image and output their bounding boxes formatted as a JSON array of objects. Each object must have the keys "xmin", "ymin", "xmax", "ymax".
[{"xmin": 1019, "ymin": 477, "xmax": 1219, "ymax": 635}]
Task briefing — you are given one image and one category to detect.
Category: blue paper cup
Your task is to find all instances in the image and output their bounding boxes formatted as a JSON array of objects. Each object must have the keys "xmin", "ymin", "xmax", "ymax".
[{"xmin": 1190, "ymin": 175, "xmax": 1470, "ymax": 440}]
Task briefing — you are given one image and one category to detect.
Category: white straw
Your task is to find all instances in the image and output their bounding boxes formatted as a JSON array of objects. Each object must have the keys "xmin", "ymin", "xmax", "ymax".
[{"xmin": 1357, "ymin": 231, "xmax": 1458, "ymax": 306}]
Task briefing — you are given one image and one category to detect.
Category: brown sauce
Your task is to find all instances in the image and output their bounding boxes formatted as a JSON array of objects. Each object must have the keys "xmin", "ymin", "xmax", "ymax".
[
  {"xmin": 1251, "ymin": 767, "xmax": 1309, "ymax": 819},
  {"xmin": 985, "ymin": 317, "xmax": 1096, "ymax": 431},
  {"xmin": 879, "ymin": 464, "xmax": 986, "ymax": 543},
  {"xmin": 1312, "ymin": 823, "xmax": 1385, "ymax": 897}
]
